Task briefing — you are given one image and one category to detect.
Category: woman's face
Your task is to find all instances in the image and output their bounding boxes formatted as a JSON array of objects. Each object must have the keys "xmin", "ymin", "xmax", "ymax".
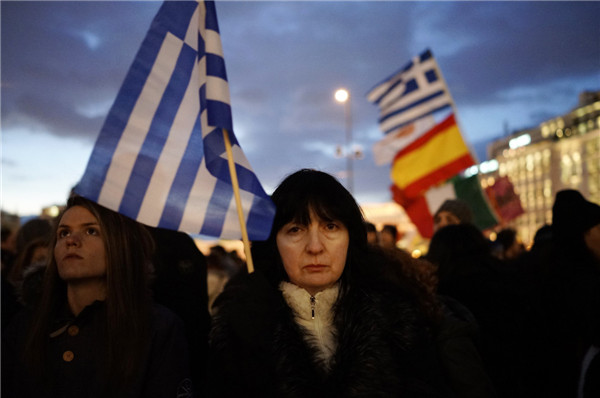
[
  {"xmin": 276, "ymin": 208, "xmax": 349, "ymax": 296},
  {"xmin": 433, "ymin": 211, "xmax": 461, "ymax": 232},
  {"xmin": 55, "ymin": 206, "xmax": 107, "ymax": 283}
]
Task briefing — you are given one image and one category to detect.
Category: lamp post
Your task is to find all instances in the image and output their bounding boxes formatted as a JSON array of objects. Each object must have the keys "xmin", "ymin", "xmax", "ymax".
[{"xmin": 334, "ymin": 88, "xmax": 353, "ymax": 194}]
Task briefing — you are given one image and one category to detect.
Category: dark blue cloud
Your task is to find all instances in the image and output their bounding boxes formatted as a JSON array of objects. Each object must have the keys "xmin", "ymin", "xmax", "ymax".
[{"xmin": 2, "ymin": 1, "xmax": 598, "ymax": 205}]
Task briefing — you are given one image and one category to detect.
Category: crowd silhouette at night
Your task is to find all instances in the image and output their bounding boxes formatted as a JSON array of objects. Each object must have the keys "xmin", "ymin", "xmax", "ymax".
[{"xmin": 1, "ymin": 177, "xmax": 599, "ymax": 398}]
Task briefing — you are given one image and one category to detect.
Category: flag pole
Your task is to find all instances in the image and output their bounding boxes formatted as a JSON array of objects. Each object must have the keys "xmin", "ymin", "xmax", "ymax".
[{"xmin": 222, "ymin": 128, "xmax": 255, "ymax": 274}]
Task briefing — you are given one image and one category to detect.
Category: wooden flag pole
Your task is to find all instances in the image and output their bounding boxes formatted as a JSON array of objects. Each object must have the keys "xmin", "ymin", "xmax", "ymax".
[{"xmin": 222, "ymin": 128, "xmax": 255, "ymax": 274}]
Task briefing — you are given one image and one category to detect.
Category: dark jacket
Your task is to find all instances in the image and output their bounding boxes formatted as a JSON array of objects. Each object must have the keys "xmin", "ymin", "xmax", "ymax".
[
  {"xmin": 2, "ymin": 302, "xmax": 193, "ymax": 398},
  {"xmin": 207, "ymin": 271, "xmax": 452, "ymax": 398},
  {"xmin": 436, "ymin": 296, "xmax": 497, "ymax": 398}
]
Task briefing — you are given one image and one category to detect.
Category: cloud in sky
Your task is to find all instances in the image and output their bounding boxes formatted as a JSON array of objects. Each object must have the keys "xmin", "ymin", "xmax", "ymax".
[{"xmin": 1, "ymin": 1, "xmax": 599, "ymax": 215}]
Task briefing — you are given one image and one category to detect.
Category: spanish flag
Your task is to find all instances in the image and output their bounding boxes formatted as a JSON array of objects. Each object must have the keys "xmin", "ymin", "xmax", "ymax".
[{"xmin": 390, "ymin": 113, "xmax": 474, "ymax": 199}]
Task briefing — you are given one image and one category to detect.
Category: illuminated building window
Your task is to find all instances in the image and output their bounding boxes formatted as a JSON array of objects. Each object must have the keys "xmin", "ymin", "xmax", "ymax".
[
  {"xmin": 526, "ymin": 154, "xmax": 534, "ymax": 171},
  {"xmin": 588, "ymin": 119, "xmax": 595, "ymax": 130},
  {"xmin": 541, "ymin": 125, "xmax": 550, "ymax": 138},
  {"xmin": 499, "ymin": 163, "xmax": 507, "ymax": 176},
  {"xmin": 520, "ymin": 193, "xmax": 528, "ymax": 209},
  {"xmin": 543, "ymin": 148, "xmax": 551, "ymax": 158}
]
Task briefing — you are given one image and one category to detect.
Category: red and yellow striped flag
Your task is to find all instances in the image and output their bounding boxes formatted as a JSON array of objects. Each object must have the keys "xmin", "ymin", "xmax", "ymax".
[{"xmin": 390, "ymin": 114, "xmax": 474, "ymax": 199}]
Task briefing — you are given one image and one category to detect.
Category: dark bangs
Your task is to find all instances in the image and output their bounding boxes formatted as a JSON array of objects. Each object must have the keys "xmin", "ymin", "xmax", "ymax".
[{"xmin": 270, "ymin": 169, "xmax": 366, "ymax": 247}]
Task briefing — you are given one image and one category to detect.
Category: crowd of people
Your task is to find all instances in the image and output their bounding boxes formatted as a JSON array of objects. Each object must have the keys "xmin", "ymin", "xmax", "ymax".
[{"xmin": 1, "ymin": 169, "xmax": 599, "ymax": 398}]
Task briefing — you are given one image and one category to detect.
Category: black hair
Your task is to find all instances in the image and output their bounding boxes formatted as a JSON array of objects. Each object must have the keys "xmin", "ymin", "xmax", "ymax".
[
  {"xmin": 252, "ymin": 169, "xmax": 366, "ymax": 289},
  {"xmin": 246, "ymin": 169, "xmax": 442, "ymax": 329}
]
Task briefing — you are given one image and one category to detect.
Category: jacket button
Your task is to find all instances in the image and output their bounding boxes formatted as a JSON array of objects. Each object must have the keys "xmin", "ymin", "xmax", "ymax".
[
  {"xmin": 63, "ymin": 350, "xmax": 74, "ymax": 362},
  {"xmin": 67, "ymin": 325, "xmax": 79, "ymax": 336}
]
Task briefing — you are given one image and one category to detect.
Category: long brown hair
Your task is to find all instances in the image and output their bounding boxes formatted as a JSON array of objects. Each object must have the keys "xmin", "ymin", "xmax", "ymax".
[{"xmin": 25, "ymin": 195, "xmax": 154, "ymax": 394}]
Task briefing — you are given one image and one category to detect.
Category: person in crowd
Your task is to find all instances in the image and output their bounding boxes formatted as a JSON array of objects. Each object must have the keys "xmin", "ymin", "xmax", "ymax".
[
  {"xmin": 389, "ymin": 248, "xmax": 498, "ymax": 398},
  {"xmin": 3, "ymin": 218, "xmax": 53, "ymax": 328},
  {"xmin": 2, "ymin": 224, "xmax": 21, "ymax": 331},
  {"xmin": 493, "ymin": 228, "xmax": 524, "ymax": 261},
  {"xmin": 379, "ymin": 224, "xmax": 400, "ymax": 250},
  {"xmin": 9, "ymin": 237, "xmax": 49, "ymax": 287},
  {"xmin": 520, "ymin": 189, "xmax": 600, "ymax": 398},
  {"xmin": 18, "ymin": 261, "xmax": 47, "ymax": 311},
  {"xmin": 2, "ymin": 195, "xmax": 193, "ymax": 398},
  {"xmin": 148, "ymin": 226, "xmax": 211, "ymax": 394},
  {"xmin": 6, "ymin": 237, "xmax": 50, "ymax": 312},
  {"xmin": 364, "ymin": 221, "xmax": 378, "ymax": 246},
  {"xmin": 427, "ymin": 223, "xmax": 525, "ymax": 397},
  {"xmin": 15, "ymin": 217, "xmax": 53, "ymax": 256},
  {"xmin": 1, "ymin": 224, "xmax": 17, "ymax": 271},
  {"xmin": 433, "ymin": 199, "xmax": 473, "ymax": 232},
  {"xmin": 206, "ymin": 245, "xmax": 243, "ymax": 314},
  {"xmin": 208, "ymin": 169, "xmax": 452, "ymax": 397}
]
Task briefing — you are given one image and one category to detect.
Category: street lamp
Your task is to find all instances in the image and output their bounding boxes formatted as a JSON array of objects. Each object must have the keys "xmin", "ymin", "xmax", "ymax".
[{"xmin": 334, "ymin": 88, "xmax": 353, "ymax": 194}]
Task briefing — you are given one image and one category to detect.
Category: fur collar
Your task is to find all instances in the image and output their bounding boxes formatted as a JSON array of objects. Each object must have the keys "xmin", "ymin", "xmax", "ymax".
[{"xmin": 279, "ymin": 282, "xmax": 339, "ymax": 368}]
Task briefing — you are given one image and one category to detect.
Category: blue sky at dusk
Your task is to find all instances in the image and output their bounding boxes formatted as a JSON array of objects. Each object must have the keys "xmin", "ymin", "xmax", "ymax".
[{"xmin": 2, "ymin": 1, "xmax": 599, "ymax": 216}]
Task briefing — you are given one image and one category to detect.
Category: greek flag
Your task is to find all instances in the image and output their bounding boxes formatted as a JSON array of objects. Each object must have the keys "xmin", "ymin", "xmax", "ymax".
[
  {"xmin": 75, "ymin": 0, "xmax": 275, "ymax": 240},
  {"xmin": 367, "ymin": 49, "xmax": 452, "ymax": 135}
]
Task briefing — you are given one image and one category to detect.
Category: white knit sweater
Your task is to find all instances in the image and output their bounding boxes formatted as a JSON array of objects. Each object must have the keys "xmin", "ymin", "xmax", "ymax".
[{"xmin": 279, "ymin": 282, "xmax": 339, "ymax": 369}]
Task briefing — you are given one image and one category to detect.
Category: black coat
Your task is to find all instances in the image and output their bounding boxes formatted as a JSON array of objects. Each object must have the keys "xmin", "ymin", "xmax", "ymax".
[
  {"xmin": 2, "ymin": 302, "xmax": 193, "ymax": 398},
  {"xmin": 207, "ymin": 271, "xmax": 452, "ymax": 398}
]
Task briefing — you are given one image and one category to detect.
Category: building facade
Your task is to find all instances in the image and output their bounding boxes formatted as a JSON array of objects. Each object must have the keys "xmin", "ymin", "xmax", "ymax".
[{"xmin": 484, "ymin": 91, "xmax": 600, "ymax": 244}]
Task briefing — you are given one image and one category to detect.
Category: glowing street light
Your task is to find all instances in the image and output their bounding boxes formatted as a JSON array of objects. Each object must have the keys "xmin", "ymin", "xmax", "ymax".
[
  {"xmin": 334, "ymin": 88, "xmax": 349, "ymax": 103},
  {"xmin": 334, "ymin": 88, "xmax": 354, "ymax": 194}
]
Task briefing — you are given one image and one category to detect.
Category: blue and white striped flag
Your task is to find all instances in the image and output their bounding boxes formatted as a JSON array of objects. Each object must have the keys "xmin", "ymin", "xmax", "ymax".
[
  {"xmin": 367, "ymin": 49, "xmax": 452, "ymax": 135},
  {"xmin": 75, "ymin": 0, "xmax": 275, "ymax": 240}
]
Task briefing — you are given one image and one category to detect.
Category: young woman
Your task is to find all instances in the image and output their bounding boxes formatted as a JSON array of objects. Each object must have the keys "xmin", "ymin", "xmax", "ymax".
[
  {"xmin": 208, "ymin": 169, "xmax": 452, "ymax": 397},
  {"xmin": 2, "ymin": 195, "xmax": 193, "ymax": 398}
]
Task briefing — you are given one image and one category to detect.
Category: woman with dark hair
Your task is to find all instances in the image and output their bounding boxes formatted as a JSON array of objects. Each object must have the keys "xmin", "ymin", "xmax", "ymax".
[
  {"xmin": 208, "ymin": 169, "xmax": 451, "ymax": 397},
  {"xmin": 2, "ymin": 195, "xmax": 193, "ymax": 398}
]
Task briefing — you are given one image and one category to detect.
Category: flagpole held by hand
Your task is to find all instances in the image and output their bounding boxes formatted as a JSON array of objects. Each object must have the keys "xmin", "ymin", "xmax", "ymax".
[{"xmin": 222, "ymin": 128, "xmax": 255, "ymax": 274}]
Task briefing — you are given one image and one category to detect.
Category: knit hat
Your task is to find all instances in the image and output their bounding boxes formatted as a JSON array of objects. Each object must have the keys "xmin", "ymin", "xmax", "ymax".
[
  {"xmin": 552, "ymin": 190, "xmax": 600, "ymax": 237},
  {"xmin": 434, "ymin": 199, "xmax": 474, "ymax": 224}
]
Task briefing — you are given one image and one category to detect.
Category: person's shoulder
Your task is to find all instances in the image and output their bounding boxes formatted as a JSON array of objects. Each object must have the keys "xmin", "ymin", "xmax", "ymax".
[
  {"xmin": 210, "ymin": 271, "xmax": 285, "ymax": 342},
  {"xmin": 215, "ymin": 270, "xmax": 278, "ymax": 306},
  {"xmin": 150, "ymin": 303, "xmax": 186, "ymax": 334}
]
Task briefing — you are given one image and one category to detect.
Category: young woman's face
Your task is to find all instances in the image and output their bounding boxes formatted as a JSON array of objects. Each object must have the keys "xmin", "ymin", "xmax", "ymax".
[
  {"xmin": 55, "ymin": 206, "xmax": 107, "ymax": 283},
  {"xmin": 276, "ymin": 208, "xmax": 349, "ymax": 296}
]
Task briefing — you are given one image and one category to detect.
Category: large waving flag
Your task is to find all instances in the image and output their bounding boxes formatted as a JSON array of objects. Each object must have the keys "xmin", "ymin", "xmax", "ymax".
[
  {"xmin": 367, "ymin": 49, "xmax": 452, "ymax": 135},
  {"xmin": 75, "ymin": 0, "xmax": 275, "ymax": 240},
  {"xmin": 392, "ymin": 175, "xmax": 498, "ymax": 238},
  {"xmin": 390, "ymin": 114, "xmax": 475, "ymax": 199},
  {"xmin": 372, "ymin": 116, "xmax": 436, "ymax": 166},
  {"xmin": 485, "ymin": 176, "xmax": 524, "ymax": 223}
]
